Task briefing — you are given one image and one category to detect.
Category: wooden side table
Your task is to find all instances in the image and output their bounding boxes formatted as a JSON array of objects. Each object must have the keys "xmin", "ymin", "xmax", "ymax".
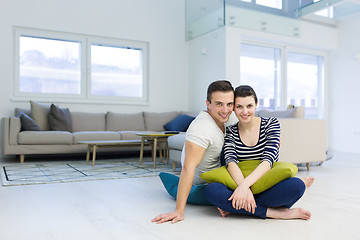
[{"xmin": 136, "ymin": 132, "xmax": 179, "ymax": 168}]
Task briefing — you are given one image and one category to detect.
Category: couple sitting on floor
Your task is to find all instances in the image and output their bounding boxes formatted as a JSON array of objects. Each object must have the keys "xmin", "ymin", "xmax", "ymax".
[{"xmin": 152, "ymin": 80, "xmax": 314, "ymax": 224}]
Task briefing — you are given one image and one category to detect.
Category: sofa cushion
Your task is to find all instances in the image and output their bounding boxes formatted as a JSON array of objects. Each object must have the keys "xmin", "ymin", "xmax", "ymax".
[
  {"xmin": 17, "ymin": 111, "xmax": 41, "ymax": 131},
  {"xmin": 106, "ymin": 112, "xmax": 145, "ymax": 131},
  {"xmin": 167, "ymin": 132, "xmax": 186, "ymax": 151},
  {"xmin": 71, "ymin": 112, "xmax": 106, "ymax": 132},
  {"xmin": 48, "ymin": 104, "xmax": 73, "ymax": 132},
  {"xmin": 73, "ymin": 131, "xmax": 121, "ymax": 143},
  {"xmin": 30, "ymin": 101, "xmax": 51, "ymax": 131},
  {"xmin": 200, "ymin": 160, "xmax": 298, "ymax": 194},
  {"xmin": 18, "ymin": 131, "xmax": 73, "ymax": 145},
  {"xmin": 143, "ymin": 111, "xmax": 178, "ymax": 131},
  {"xmin": 164, "ymin": 114, "xmax": 195, "ymax": 132}
]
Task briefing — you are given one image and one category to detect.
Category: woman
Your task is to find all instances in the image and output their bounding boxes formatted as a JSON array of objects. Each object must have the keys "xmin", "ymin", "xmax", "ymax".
[{"xmin": 204, "ymin": 85, "xmax": 314, "ymax": 220}]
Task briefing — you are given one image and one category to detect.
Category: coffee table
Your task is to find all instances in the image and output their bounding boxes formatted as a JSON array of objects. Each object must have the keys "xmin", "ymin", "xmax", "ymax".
[
  {"xmin": 136, "ymin": 132, "xmax": 179, "ymax": 168},
  {"xmin": 78, "ymin": 140, "xmax": 147, "ymax": 166}
]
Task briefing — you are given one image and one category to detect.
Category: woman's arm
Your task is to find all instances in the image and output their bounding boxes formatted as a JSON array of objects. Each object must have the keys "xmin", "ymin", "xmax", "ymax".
[
  {"xmin": 241, "ymin": 161, "xmax": 271, "ymax": 188},
  {"xmin": 262, "ymin": 117, "xmax": 281, "ymax": 167},
  {"xmin": 223, "ymin": 125, "xmax": 238, "ymax": 166},
  {"xmin": 227, "ymin": 161, "xmax": 245, "ymax": 185}
]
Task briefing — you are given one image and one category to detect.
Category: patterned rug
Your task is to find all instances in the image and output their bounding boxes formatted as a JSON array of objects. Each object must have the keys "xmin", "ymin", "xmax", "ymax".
[{"xmin": 0, "ymin": 157, "xmax": 180, "ymax": 186}]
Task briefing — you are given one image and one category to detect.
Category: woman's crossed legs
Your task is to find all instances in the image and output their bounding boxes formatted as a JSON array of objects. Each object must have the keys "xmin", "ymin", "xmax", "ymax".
[{"xmin": 204, "ymin": 177, "xmax": 314, "ymax": 220}]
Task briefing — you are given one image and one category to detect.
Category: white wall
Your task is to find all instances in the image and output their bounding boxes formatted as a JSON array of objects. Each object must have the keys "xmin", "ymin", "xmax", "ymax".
[
  {"xmin": 0, "ymin": 0, "xmax": 189, "ymax": 116},
  {"xmin": 328, "ymin": 12, "xmax": 360, "ymax": 153},
  {"xmin": 188, "ymin": 27, "xmax": 227, "ymax": 112}
]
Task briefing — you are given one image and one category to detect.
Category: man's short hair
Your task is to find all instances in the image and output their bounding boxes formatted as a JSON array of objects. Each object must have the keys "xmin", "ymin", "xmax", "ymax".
[{"xmin": 207, "ymin": 80, "xmax": 234, "ymax": 103}]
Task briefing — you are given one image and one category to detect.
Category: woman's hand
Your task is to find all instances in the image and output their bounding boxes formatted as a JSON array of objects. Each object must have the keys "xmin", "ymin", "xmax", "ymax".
[{"xmin": 228, "ymin": 184, "xmax": 257, "ymax": 214}]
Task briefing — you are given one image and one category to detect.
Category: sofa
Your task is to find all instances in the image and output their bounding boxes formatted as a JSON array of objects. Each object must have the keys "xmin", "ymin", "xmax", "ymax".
[
  {"xmin": 2, "ymin": 101, "xmax": 196, "ymax": 163},
  {"xmin": 167, "ymin": 107, "xmax": 327, "ymax": 171}
]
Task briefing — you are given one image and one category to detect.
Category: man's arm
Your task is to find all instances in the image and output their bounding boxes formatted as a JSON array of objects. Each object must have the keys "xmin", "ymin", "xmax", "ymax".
[{"xmin": 152, "ymin": 140, "xmax": 206, "ymax": 224}]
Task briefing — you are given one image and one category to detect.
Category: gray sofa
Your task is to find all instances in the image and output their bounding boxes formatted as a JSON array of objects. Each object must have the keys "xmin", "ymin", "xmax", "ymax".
[
  {"xmin": 3, "ymin": 108, "xmax": 192, "ymax": 162},
  {"xmin": 168, "ymin": 107, "xmax": 328, "ymax": 171}
]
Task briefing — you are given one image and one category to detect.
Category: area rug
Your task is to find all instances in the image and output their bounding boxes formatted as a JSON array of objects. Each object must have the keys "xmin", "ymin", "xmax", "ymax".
[{"xmin": 0, "ymin": 157, "xmax": 180, "ymax": 187}]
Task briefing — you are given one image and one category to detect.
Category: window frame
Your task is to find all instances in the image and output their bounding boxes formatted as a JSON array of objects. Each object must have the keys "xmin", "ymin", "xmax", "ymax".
[
  {"xmin": 13, "ymin": 27, "xmax": 149, "ymax": 105},
  {"xmin": 240, "ymin": 41, "xmax": 327, "ymax": 119}
]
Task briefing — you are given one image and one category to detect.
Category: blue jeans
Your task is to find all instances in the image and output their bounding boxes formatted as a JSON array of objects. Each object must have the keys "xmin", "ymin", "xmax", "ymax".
[{"xmin": 204, "ymin": 177, "xmax": 305, "ymax": 219}]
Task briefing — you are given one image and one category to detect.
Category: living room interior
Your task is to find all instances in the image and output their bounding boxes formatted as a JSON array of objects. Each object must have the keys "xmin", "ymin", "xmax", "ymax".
[{"xmin": 1, "ymin": 0, "xmax": 360, "ymax": 239}]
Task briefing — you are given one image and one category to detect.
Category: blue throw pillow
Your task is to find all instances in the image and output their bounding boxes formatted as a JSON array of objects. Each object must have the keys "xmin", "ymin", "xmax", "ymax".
[
  {"xmin": 17, "ymin": 111, "xmax": 41, "ymax": 131},
  {"xmin": 164, "ymin": 114, "xmax": 195, "ymax": 132},
  {"xmin": 159, "ymin": 172, "xmax": 212, "ymax": 205}
]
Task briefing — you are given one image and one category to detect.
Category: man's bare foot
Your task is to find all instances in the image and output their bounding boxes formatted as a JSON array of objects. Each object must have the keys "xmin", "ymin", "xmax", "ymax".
[
  {"xmin": 267, "ymin": 207, "xmax": 311, "ymax": 220},
  {"xmin": 217, "ymin": 208, "xmax": 231, "ymax": 218},
  {"xmin": 301, "ymin": 176, "xmax": 315, "ymax": 188}
]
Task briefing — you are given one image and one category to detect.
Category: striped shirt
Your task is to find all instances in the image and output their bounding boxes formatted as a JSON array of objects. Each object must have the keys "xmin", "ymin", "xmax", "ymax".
[{"xmin": 223, "ymin": 117, "xmax": 280, "ymax": 168}]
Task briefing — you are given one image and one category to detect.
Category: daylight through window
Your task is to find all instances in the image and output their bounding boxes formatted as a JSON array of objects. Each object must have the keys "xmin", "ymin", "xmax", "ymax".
[
  {"xmin": 15, "ymin": 28, "xmax": 148, "ymax": 103},
  {"xmin": 240, "ymin": 43, "xmax": 325, "ymax": 119}
]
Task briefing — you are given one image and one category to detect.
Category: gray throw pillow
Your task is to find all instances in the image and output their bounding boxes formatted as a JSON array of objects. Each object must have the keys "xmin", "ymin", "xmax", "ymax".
[
  {"xmin": 30, "ymin": 100, "xmax": 51, "ymax": 130},
  {"xmin": 48, "ymin": 104, "xmax": 73, "ymax": 132},
  {"xmin": 17, "ymin": 111, "xmax": 41, "ymax": 131}
]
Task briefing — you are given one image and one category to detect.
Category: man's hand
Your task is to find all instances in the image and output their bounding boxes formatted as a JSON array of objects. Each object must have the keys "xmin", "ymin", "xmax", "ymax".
[
  {"xmin": 151, "ymin": 210, "xmax": 184, "ymax": 224},
  {"xmin": 152, "ymin": 141, "xmax": 205, "ymax": 224}
]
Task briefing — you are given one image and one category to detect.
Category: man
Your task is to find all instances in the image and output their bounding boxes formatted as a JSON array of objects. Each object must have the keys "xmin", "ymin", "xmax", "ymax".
[{"xmin": 152, "ymin": 80, "xmax": 235, "ymax": 224}]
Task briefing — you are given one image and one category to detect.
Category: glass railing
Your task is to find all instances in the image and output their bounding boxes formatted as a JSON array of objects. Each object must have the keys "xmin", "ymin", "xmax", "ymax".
[
  {"xmin": 185, "ymin": 0, "xmax": 360, "ymax": 40},
  {"xmin": 225, "ymin": 4, "xmax": 300, "ymax": 37},
  {"xmin": 298, "ymin": 0, "xmax": 360, "ymax": 18},
  {"xmin": 185, "ymin": 0, "xmax": 225, "ymax": 40}
]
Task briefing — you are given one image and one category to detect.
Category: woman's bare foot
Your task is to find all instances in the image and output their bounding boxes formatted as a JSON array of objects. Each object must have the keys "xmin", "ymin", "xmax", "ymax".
[
  {"xmin": 267, "ymin": 207, "xmax": 311, "ymax": 220},
  {"xmin": 217, "ymin": 208, "xmax": 231, "ymax": 218},
  {"xmin": 301, "ymin": 176, "xmax": 315, "ymax": 188}
]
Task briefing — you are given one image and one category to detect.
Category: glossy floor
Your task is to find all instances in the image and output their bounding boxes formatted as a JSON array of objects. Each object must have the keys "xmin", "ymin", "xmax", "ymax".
[{"xmin": 0, "ymin": 152, "xmax": 359, "ymax": 240}]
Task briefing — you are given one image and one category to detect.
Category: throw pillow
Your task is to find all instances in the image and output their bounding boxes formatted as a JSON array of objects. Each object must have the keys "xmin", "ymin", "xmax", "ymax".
[
  {"xmin": 164, "ymin": 114, "xmax": 195, "ymax": 132},
  {"xmin": 143, "ymin": 111, "xmax": 178, "ymax": 131},
  {"xmin": 159, "ymin": 172, "xmax": 211, "ymax": 205},
  {"xmin": 200, "ymin": 160, "xmax": 298, "ymax": 194},
  {"xmin": 48, "ymin": 104, "xmax": 73, "ymax": 131},
  {"xmin": 17, "ymin": 111, "xmax": 41, "ymax": 131},
  {"xmin": 30, "ymin": 100, "xmax": 51, "ymax": 131}
]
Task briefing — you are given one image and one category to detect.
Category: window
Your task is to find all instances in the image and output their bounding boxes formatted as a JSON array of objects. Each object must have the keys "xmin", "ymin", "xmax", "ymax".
[
  {"xmin": 90, "ymin": 44, "xmax": 143, "ymax": 98},
  {"xmin": 236, "ymin": 0, "xmax": 283, "ymax": 10},
  {"xmin": 15, "ymin": 27, "xmax": 149, "ymax": 104},
  {"xmin": 240, "ymin": 43, "xmax": 325, "ymax": 119},
  {"xmin": 240, "ymin": 44, "xmax": 281, "ymax": 111},
  {"xmin": 315, "ymin": 6, "xmax": 334, "ymax": 18},
  {"xmin": 19, "ymin": 36, "xmax": 81, "ymax": 95},
  {"xmin": 287, "ymin": 52, "xmax": 324, "ymax": 119},
  {"xmin": 256, "ymin": 0, "xmax": 282, "ymax": 9}
]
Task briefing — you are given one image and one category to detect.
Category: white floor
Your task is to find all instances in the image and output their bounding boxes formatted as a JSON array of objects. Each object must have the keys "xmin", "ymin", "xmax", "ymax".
[{"xmin": 0, "ymin": 152, "xmax": 359, "ymax": 240}]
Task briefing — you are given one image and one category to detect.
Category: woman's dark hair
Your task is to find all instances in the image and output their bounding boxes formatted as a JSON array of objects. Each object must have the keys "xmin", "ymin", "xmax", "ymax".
[
  {"xmin": 234, "ymin": 85, "xmax": 258, "ymax": 104},
  {"xmin": 207, "ymin": 80, "xmax": 234, "ymax": 103}
]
